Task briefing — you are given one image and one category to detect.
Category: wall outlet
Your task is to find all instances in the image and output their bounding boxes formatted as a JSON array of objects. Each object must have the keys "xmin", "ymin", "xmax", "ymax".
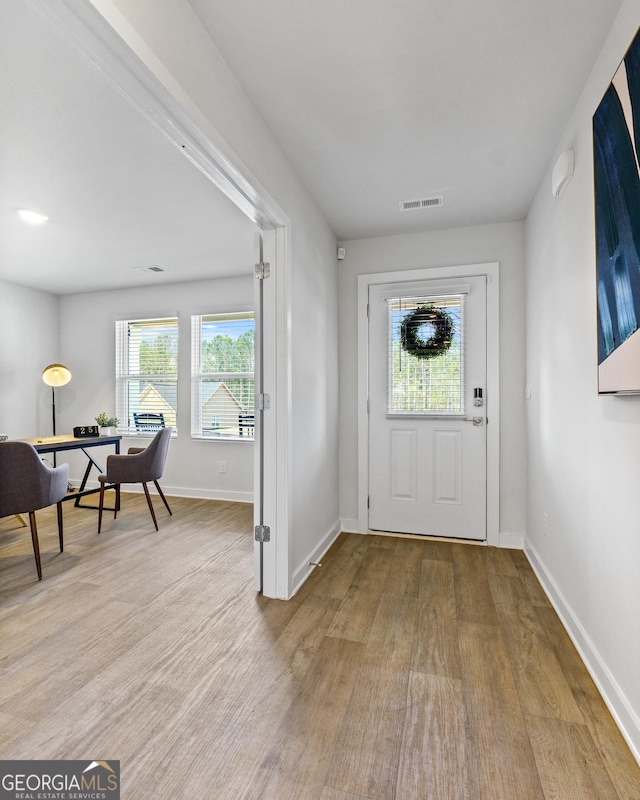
[
  {"xmin": 219, "ymin": 461, "xmax": 227, "ymax": 474},
  {"xmin": 543, "ymin": 512, "xmax": 549, "ymax": 538}
]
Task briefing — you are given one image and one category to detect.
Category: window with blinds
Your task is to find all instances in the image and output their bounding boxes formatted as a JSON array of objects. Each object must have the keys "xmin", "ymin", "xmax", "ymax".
[
  {"xmin": 388, "ymin": 295, "xmax": 465, "ymax": 415},
  {"xmin": 191, "ymin": 312, "xmax": 255, "ymax": 439},
  {"xmin": 115, "ymin": 317, "xmax": 178, "ymax": 434}
]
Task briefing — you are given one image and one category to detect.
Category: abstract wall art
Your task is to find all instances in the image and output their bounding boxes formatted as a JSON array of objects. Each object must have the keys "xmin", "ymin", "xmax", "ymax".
[{"xmin": 593, "ymin": 26, "xmax": 640, "ymax": 393}]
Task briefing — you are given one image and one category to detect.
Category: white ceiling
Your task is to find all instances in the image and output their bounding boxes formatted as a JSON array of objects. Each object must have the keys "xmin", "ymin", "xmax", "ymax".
[
  {"xmin": 0, "ymin": 1, "xmax": 624, "ymax": 295},
  {"xmin": 189, "ymin": 0, "xmax": 623, "ymax": 240},
  {"xmin": 0, "ymin": 0, "xmax": 258, "ymax": 295}
]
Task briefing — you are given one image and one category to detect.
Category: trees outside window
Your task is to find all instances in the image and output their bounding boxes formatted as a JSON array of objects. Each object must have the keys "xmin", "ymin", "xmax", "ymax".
[
  {"xmin": 191, "ymin": 312, "xmax": 255, "ymax": 439},
  {"xmin": 116, "ymin": 318, "xmax": 178, "ymax": 434}
]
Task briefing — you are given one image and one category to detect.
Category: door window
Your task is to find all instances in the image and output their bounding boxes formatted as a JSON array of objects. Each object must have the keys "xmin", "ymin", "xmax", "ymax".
[{"xmin": 387, "ymin": 295, "xmax": 465, "ymax": 415}]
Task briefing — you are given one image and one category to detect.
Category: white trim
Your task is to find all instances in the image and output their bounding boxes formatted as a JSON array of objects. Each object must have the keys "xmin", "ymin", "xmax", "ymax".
[
  {"xmin": 290, "ymin": 520, "xmax": 342, "ymax": 597},
  {"xmin": 260, "ymin": 227, "xmax": 292, "ymax": 600},
  {"xmin": 340, "ymin": 518, "xmax": 360, "ymax": 534},
  {"xmin": 525, "ymin": 541, "xmax": 640, "ymax": 765},
  {"xmin": 75, "ymin": 480, "xmax": 253, "ymax": 504},
  {"xmin": 30, "ymin": 0, "xmax": 291, "ymax": 598},
  {"xmin": 357, "ymin": 263, "xmax": 500, "ymax": 546}
]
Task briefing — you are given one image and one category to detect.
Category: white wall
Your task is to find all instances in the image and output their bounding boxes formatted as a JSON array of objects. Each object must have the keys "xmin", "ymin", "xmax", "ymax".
[
  {"xmin": 0, "ymin": 279, "xmax": 60, "ymax": 439},
  {"xmin": 338, "ymin": 222, "xmax": 527, "ymax": 541},
  {"xmin": 58, "ymin": 276, "xmax": 254, "ymax": 501},
  {"xmin": 525, "ymin": 0, "xmax": 640, "ymax": 760}
]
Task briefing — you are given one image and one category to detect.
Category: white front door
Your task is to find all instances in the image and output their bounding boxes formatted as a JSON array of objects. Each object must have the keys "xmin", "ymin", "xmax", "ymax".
[{"xmin": 368, "ymin": 276, "xmax": 487, "ymax": 540}]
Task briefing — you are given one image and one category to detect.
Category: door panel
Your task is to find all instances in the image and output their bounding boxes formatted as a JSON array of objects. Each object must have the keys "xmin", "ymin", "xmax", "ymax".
[
  {"xmin": 433, "ymin": 428, "xmax": 462, "ymax": 504},
  {"xmin": 368, "ymin": 277, "xmax": 487, "ymax": 540},
  {"xmin": 390, "ymin": 427, "xmax": 417, "ymax": 500}
]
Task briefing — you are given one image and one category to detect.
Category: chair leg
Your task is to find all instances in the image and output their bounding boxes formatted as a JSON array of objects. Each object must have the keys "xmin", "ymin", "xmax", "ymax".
[
  {"xmin": 57, "ymin": 502, "xmax": 64, "ymax": 552},
  {"xmin": 98, "ymin": 482, "xmax": 105, "ymax": 533},
  {"xmin": 28, "ymin": 511, "xmax": 42, "ymax": 581},
  {"xmin": 142, "ymin": 483, "xmax": 159, "ymax": 531},
  {"xmin": 154, "ymin": 481, "xmax": 172, "ymax": 516},
  {"xmin": 115, "ymin": 484, "xmax": 120, "ymax": 518}
]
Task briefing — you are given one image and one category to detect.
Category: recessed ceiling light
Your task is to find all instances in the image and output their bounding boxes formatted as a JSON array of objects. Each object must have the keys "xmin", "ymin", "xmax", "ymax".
[
  {"xmin": 133, "ymin": 265, "xmax": 166, "ymax": 273},
  {"xmin": 17, "ymin": 208, "xmax": 48, "ymax": 225}
]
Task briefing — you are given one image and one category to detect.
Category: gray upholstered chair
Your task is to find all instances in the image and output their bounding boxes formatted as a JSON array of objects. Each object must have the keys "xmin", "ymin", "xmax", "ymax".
[
  {"xmin": 98, "ymin": 427, "xmax": 172, "ymax": 532},
  {"xmin": 0, "ymin": 441, "xmax": 69, "ymax": 580}
]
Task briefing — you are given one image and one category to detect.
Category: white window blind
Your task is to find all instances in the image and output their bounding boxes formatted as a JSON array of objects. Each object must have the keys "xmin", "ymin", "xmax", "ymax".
[
  {"xmin": 387, "ymin": 295, "xmax": 465, "ymax": 415},
  {"xmin": 115, "ymin": 317, "xmax": 178, "ymax": 434},
  {"xmin": 191, "ymin": 312, "xmax": 254, "ymax": 439}
]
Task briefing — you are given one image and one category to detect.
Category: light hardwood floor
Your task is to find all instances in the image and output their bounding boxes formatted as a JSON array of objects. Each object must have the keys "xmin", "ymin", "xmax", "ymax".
[{"xmin": 1, "ymin": 496, "xmax": 638, "ymax": 799}]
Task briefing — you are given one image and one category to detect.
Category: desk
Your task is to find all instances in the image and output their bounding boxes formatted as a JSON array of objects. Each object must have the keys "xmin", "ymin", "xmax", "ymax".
[{"xmin": 21, "ymin": 434, "xmax": 121, "ymax": 509}]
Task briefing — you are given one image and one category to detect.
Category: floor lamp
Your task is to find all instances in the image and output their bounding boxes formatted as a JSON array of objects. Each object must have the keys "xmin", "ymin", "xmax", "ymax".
[{"xmin": 42, "ymin": 363, "xmax": 72, "ymax": 438}]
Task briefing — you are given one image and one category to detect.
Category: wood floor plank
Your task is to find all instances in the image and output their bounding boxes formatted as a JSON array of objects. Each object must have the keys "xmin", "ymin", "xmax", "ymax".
[
  {"xmin": 452, "ymin": 543, "xmax": 498, "ymax": 625},
  {"xmin": 324, "ymin": 594, "xmax": 417, "ymax": 799},
  {"xmin": 500, "ymin": 624, "xmax": 584, "ymax": 724},
  {"xmin": 483, "ymin": 545, "xmax": 520, "ymax": 577},
  {"xmin": 307, "ymin": 533, "xmax": 370, "ymax": 601},
  {"xmin": 488, "ymin": 572, "xmax": 548, "ymax": 637},
  {"xmin": 537, "ymin": 606, "xmax": 640, "ymax": 800},
  {"xmin": 458, "ymin": 621, "xmax": 545, "ymax": 800},
  {"xmin": 326, "ymin": 546, "xmax": 393, "ymax": 642},
  {"xmin": 319, "ymin": 789, "xmax": 372, "ymax": 800},
  {"xmin": 0, "ymin": 711, "xmax": 38, "ymax": 750},
  {"xmin": 396, "ymin": 671, "xmax": 469, "ymax": 800},
  {"xmin": 0, "ymin": 598, "xmax": 141, "ymax": 721},
  {"xmin": 382, "ymin": 538, "xmax": 425, "ymax": 597},
  {"xmin": 511, "ymin": 550, "xmax": 553, "ymax": 608},
  {"xmin": 245, "ymin": 635, "xmax": 364, "ymax": 800},
  {"xmin": 411, "ymin": 558, "xmax": 460, "ymax": 679},
  {"xmin": 526, "ymin": 714, "xmax": 621, "ymax": 800}
]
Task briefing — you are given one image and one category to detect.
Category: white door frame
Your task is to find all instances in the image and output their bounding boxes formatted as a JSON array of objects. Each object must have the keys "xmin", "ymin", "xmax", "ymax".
[
  {"xmin": 357, "ymin": 263, "xmax": 500, "ymax": 546},
  {"xmin": 34, "ymin": 0, "xmax": 292, "ymax": 597}
]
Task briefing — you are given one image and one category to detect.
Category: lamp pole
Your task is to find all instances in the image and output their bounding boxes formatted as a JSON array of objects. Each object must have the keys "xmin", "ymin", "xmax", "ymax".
[
  {"xmin": 42, "ymin": 364, "xmax": 72, "ymax": 464},
  {"xmin": 51, "ymin": 386, "xmax": 57, "ymax": 435}
]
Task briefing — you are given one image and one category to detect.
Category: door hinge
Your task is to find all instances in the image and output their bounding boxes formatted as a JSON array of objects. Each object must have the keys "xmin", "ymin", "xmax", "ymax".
[
  {"xmin": 367, "ymin": 496, "xmax": 370, "ymax": 509},
  {"xmin": 255, "ymin": 261, "xmax": 271, "ymax": 279},
  {"xmin": 256, "ymin": 393, "xmax": 271, "ymax": 410},
  {"xmin": 367, "ymin": 303, "xmax": 370, "ymax": 318},
  {"xmin": 255, "ymin": 524, "xmax": 271, "ymax": 542}
]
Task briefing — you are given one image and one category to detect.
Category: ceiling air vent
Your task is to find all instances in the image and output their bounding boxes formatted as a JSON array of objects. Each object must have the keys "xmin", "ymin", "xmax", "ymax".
[{"xmin": 399, "ymin": 194, "xmax": 445, "ymax": 212}]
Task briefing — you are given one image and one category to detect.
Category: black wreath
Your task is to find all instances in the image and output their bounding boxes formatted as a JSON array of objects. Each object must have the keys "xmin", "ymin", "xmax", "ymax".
[{"xmin": 400, "ymin": 304, "xmax": 454, "ymax": 360}]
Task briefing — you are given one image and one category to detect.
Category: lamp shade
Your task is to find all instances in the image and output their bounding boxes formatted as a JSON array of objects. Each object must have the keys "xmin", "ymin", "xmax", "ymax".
[{"xmin": 42, "ymin": 364, "xmax": 72, "ymax": 387}]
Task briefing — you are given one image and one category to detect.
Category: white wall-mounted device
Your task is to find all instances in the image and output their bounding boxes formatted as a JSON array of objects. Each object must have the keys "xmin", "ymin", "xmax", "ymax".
[{"xmin": 551, "ymin": 149, "xmax": 575, "ymax": 196}]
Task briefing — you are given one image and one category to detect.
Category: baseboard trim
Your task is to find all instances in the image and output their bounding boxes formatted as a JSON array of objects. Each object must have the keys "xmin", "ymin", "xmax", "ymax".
[
  {"xmin": 340, "ymin": 518, "xmax": 360, "ymax": 534},
  {"xmin": 73, "ymin": 479, "xmax": 253, "ymax": 505},
  {"xmin": 525, "ymin": 541, "xmax": 640, "ymax": 765},
  {"xmin": 291, "ymin": 520, "xmax": 342, "ymax": 598}
]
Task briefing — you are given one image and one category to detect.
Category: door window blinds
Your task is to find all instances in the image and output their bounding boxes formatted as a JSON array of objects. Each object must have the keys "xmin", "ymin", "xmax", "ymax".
[{"xmin": 387, "ymin": 295, "xmax": 465, "ymax": 415}]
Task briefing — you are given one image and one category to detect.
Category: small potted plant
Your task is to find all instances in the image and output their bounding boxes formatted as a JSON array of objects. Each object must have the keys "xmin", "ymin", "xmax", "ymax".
[{"xmin": 95, "ymin": 412, "xmax": 119, "ymax": 436}]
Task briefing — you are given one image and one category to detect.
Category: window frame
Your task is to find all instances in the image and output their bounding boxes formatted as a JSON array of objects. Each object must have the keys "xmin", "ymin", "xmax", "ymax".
[
  {"xmin": 386, "ymin": 293, "xmax": 466, "ymax": 417},
  {"xmin": 191, "ymin": 310, "xmax": 255, "ymax": 441},
  {"xmin": 115, "ymin": 316, "xmax": 179, "ymax": 437}
]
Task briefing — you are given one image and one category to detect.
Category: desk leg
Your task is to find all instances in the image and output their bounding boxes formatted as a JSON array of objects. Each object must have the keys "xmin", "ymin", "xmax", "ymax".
[
  {"xmin": 73, "ymin": 458, "xmax": 95, "ymax": 507},
  {"xmin": 73, "ymin": 444, "xmax": 117, "ymax": 511}
]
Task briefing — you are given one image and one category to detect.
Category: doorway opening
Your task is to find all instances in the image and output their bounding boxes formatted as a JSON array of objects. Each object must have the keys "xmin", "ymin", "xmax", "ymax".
[{"xmin": 24, "ymin": 0, "xmax": 290, "ymax": 595}]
